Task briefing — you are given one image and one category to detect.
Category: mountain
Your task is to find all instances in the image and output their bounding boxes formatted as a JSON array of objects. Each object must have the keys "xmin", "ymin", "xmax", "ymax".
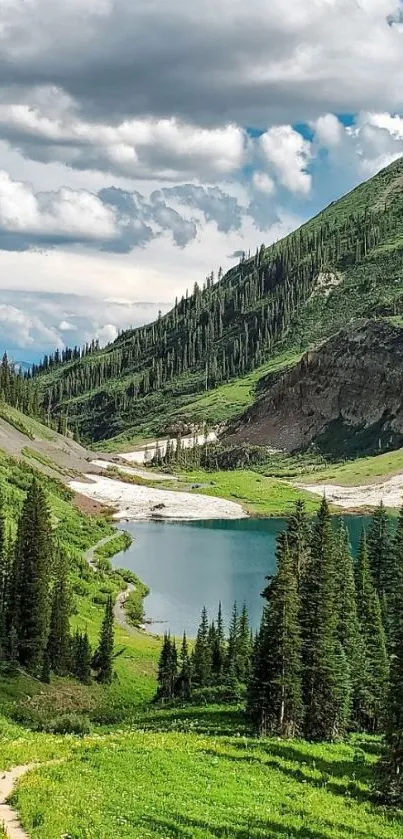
[
  {"xmin": 225, "ymin": 319, "xmax": 403, "ymax": 457},
  {"xmin": 34, "ymin": 157, "xmax": 403, "ymax": 448}
]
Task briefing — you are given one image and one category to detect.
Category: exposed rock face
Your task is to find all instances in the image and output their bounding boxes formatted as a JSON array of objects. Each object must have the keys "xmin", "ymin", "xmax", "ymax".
[{"xmin": 226, "ymin": 320, "xmax": 403, "ymax": 455}]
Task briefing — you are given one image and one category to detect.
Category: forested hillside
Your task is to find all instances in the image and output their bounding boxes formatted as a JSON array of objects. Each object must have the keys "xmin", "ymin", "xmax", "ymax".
[{"xmin": 33, "ymin": 157, "xmax": 403, "ymax": 447}]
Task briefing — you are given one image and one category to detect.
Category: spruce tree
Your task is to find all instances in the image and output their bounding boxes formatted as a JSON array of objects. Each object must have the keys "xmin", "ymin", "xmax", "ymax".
[
  {"xmin": 226, "ymin": 602, "xmax": 240, "ymax": 683},
  {"xmin": 237, "ymin": 603, "xmax": 252, "ymax": 683},
  {"xmin": 177, "ymin": 632, "xmax": 192, "ymax": 700},
  {"xmin": 156, "ymin": 633, "xmax": 177, "ymax": 700},
  {"xmin": 300, "ymin": 498, "xmax": 348, "ymax": 740},
  {"xmin": 376, "ymin": 587, "xmax": 403, "ymax": 805},
  {"xmin": 287, "ymin": 499, "xmax": 311, "ymax": 588},
  {"xmin": 46, "ymin": 549, "xmax": 71, "ymax": 675},
  {"xmin": 246, "ymin": 610, "xmax": 270, "ymax": 735},
  {"xmin": 11, "ymin": 479, "xmax": 53, "ymax": 673},
  {"xmin": 334, "ymin": 520, "xmax": 363, "ymax": 727},
  {"xmin": 192, "ymin": 606, "xmax": 212, "ymax": 686},
  {"xmin": 93, "ymin": 595, "xmax": 114, "ymax": 684},
  {"xmin": 211, "ymin": 602, "xmax": 225, "ymax": 680},
  {"xmin": 355, "ymin": 531, "xmax": 389, "ymax": 731},
  {"xmin": 386, "ymin": 505, "xmax": 403, "ymax": 644},
  {"xmin": 367, "ymin": 502, "xmax": 391, "ymax": 607},
  {"xmin": 265, "ymin": 533, "xmax": 303, "ymax": 736}
]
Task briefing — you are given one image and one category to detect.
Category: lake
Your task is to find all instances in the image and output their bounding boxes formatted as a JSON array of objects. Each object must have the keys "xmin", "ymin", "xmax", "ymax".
[{"xmin": 115, "ymin": 516, "xmax": 369, "ymax": 637}]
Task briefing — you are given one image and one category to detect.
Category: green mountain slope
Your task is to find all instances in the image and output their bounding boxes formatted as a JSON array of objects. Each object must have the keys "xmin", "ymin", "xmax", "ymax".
[{"xmin": 35, "ymin": 157, "xmax": 403, "ymax": 448}]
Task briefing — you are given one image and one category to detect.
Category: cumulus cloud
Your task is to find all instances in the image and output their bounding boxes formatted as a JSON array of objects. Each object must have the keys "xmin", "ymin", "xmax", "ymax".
[
  {"xmin": 252, "ymin": 172, "xmax": 276, "ymax": 195},
  {"xmin": 0, "ymin": 96, "xmax": 246, "ymax": 181},
  {"xmin": 0, "ymin": 0, "xmax": 402, "ymax": 128},
  {"xmin": 259, "ymin": 126, "xmax": 312, "ymax": 194},
  {"xmin": 0, "ymin": 303, "xmax": 64, "ymax": 349}
]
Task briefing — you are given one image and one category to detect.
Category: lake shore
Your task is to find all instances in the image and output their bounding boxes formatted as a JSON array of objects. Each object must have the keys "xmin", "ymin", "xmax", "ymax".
[
  {"xmin": 69, "ymin": 473, "xmax": 247, "ymax": 520},
  {"xmin": 296, "ymin": 472, "xmax": 403, "ymax": 509}
]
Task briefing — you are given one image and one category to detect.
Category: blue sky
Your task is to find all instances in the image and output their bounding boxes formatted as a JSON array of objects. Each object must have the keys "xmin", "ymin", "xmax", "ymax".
[{"xmin": 0, "ymin": 0, "xmax": 403, "ymax": 361}]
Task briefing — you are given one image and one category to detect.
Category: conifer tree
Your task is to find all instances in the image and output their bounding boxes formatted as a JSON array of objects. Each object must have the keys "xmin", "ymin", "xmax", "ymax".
[
  {"xmin": 367, "ymin": 502, "xmax": 391, "ymax": 607},
  {"xmin": 226, "ymin": 602, "xmax": 240, "ymax": 682},
  {"xmin": 247, "ymin": 609, "xmax": 271, "ymax": 735},
  {"xmin": 93, "ymin": 595, "xmax": 114, "ymax": 684},
  {"xmin": 211, "ymin": 602, "xmax": 226, "ymax": 680},
  {"xmin": 300, "ymin": 498, "xmax": 348, "ymax": 740},
  {"xmin": 10, "ymin": 479, "xmax": 53, "ymax": 674},
  {"xmin": 192, "ymin": 606, "xmax": 212, "ymax": 686},
  {"xmin": 46, "ymin": 549, "xmax": 71, "ymax": 675},
  {"xmin": 286, "ymin": 499, "xmax": 311, "ymax": 587},
  {"xmin": 72, "ymin": 630, "xmax": 92, "ymax": 684},
  {"xmin": 386, "ymin": 504, "xmax": 403, "ymax": 644},
  {"xmin": 355, "ymin": 531, "xmax": 389, "ymax": 731},
  {"xmin": 261, "ymin": 533, "xmax": 303, "ymax": 736},
  {"xmin": 156, "ymin": 633, "xmax": 177, "ymax": 700},
  {"xmin": 376, "ymin": 586, "xmax": 403, "ymax": 805},
  {"xmin": 177, "ymin": 632, "xmax": 192, "ymax": 700},
  {"xmin": 237, "ymin": 603, "xmax": 252, "ymax": 683},
  {"xmin": 334, "ymin": 520, "xmax": 363, "ymax": 726}
]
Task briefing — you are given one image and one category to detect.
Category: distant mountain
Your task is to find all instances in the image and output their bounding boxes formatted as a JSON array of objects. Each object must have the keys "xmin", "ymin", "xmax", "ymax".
[
  {"xmin": 33, "ymin": 156, "xmax": 403, "ymax": 449},
  {"xmin": 13, "ymin": 360, "xmax": 32, "ymax": 373}
]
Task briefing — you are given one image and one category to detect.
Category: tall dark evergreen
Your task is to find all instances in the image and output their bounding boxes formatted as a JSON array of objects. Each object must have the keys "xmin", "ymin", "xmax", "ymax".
[
  {"xmin": 46, "ymin": 550, "xmax": 71, "ymax": 676},
  {"xmin": 237, "ymin": 603, "xmax": 252, "ymax": 683},
  {"xmin": 355, "ymin": 531, "xmax": 389, "ymax": 731},
  {"xmin": 376, "ymin": 572, "xmax": 403, "ymax": 804},
  {"xmin": 72, "ymin": 630, "xmax": 92, "ymax": 685},
  {"xmin": 192, "ymin": 606, "xmax": 212, "ymax": 686},
  {"xmin": 226, "ymin": 602, "xmax": 240, "ymax": 682},
  {"xmin": 93, "ymin": 595, "xmax": 114, "ymax": 684},
  {"xmin": 300, "ymin": 498, "xmax": 349, "ymax": 740},
  {"xmin": 156, "ymin": 633, "xmax": 178, "ymax": 701},
  {"xmin": 367, "ymin": 502, "xmax": 391, "ymax": 609},
  {"xmin": 10, "ymin": 479, "xmax": 53, "ymax": 674},
  {"xmin": 286, "ymin": 500, "xmax": 311, "ymax": 588},
  {"xmin": 334, "ymin": 520, "xmax": 363, "ymax": 726},
  {"xmin": 177, "ymin": 633, "xmax": 192, "ymax": 700},
  {"xmin": 211, "ymin": 602, "xmax": 226, "ymax": 680},
  {"xmin": 247, "ymin": 609, "xmax": 271, "ymax": 735},
  {"xmin": 259, "ymin": 533, "xmax": 303, "ymax": 736}
]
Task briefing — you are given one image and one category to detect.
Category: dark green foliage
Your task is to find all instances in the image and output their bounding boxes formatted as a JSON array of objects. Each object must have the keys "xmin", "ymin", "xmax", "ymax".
[
  {"xmin": 248, "ymin": 533, "xmax": 303, "ymax": 737},
  {"xmin": 286, "ymin": 499, "xmax": 311, "ymax": 587},
  {"xmin": 355, "ymin": 531, "xmax": 389, "ymax": 731},
  {"xmin": 72, "ymin": 630, "xmax": 92, "ymax": 685},
  {"xmin": 367, "ymin": 502, "xmax": 392, "ymax": 608},
  {"xmin": 156, "ymin": 633, "xmax": 178, "ymax": 701},
  {"xmin": 10, "ymin": 479, "xmax": 53, "ymax": 674},
  {"xmin": 46, "ymin": 549, "xmax": 71, "ymax": 676},
  {"xmin": 300, "ymin": 498, "xmax": 349, "ymax": 740},
  {"xmin": 93, "ymin": 595, "xmax": 114, "ymax": 684},
  {"xmin": 334, "ymin": 520, "xmax": 363, "ymax": 726},
  {"xmin": 211, "ymin": 602, "xmax": 225, "ymax": 681},
  {"xmin": 176, "ymin": 633, "xmax": 192, "ymax": 700},
  {"xmin": 192, "ymin": 606, "xmax": 212, "ymax": 687}
]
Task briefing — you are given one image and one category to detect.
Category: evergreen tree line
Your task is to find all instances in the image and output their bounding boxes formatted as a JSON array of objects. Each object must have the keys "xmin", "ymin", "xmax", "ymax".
[
  {"xmin": 0, "ymin": 352, "xmax": 40, "ymax": 417},
  {"xmin": 156, "ymin": 602, "xmax": 253, "ymax": 702},
  {"xmin": 152, "ymin": 438, "xmax": 269, "ymax": 471},
  {"xmin": 35, "ymin": 203, "xmax": 401, "ymax": 437},
  {"xmin": 247, "ymin": 499, "xmax": 395, "ymax": 740},
  {"xmin": 0, "ymin": 479, "xmax": 115, "ymax": 685}
]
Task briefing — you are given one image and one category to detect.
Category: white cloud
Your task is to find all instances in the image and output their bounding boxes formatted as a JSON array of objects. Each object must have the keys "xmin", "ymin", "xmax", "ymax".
[
  {"xmin": 259, "ymin": 126, "xmax": 312, "ymax": 194},
  {"xmin": 0, "ymin": 171, "xmax": 117, "ymax": 241},
  {"xmin": 59, "ymin": 319, "xmax": 76, "ymax": 330},
  {"xmin": 252, "ymin": 171, "xmax": 276, "ymax": 194},
  {"xmin": 0, "ymin": 303, "xmax": 64, "ymax": 349},
  {"xmin": 313, "ymin": 114, "xmax": 343, "ymax": 147},
  {"xmin": 95, "ymin": 323, "xmax": 118, "ymax": 346}
]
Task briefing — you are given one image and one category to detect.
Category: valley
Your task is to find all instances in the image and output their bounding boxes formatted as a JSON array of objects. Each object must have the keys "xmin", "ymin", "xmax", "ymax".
[{"xmin": 3, "ymin": 157, "xmax": 403, "ymax": 838}]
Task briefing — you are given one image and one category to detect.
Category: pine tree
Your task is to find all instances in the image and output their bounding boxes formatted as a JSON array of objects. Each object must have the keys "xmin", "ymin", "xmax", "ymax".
[
  {"xmin": 367, "ymin": 502, "xmax": 391, "ymax": 607},
  {"xmin": 72, "ymin": 630, "xmax": 92, "ymax": 684},
  {"xmin": 192, "ymin": 606, "xmax": 212, "ymax": 686},
  {"xmin": 386, "ymin": 505, "xmax": 403, "ymax": 644},
  {"xmin": 93, "ymin": 595, "xmax": 114, "ymax": 684},
  {"xmin": 246, "ymin": 610, "xmax": 270, "ymax": 735},
  {"xmin": 211, "ymin": 602, "xmax": 225, "ymax": 680},
  {"xmin": 156, "ymin": 633, "xmax": 177, "ymax": 700},
  {"xmin": 300, "ymin": 498, "xmax": 348, "ymax": 740},
  {"xmin": 261, "ymin": 533, "xmax": 303, "ymax": 736},
  {"xmin": 226, "ymin": 602, "xmax": 240, "ymax": 683},
  {"xmin": 46, "ymin": 549, "xmax": 71, "ymax": 675},
  {"xmin": 177, "ymin": 632, "xmax": 192, "ymax": 700},
  {"xmin": 334, "ymin": 520, "xmax": 363, "ymax": 727},
  {"xmin": 376, "ymin": 576, "xmax": 403, "ymax": 804},
  {"xmin": 286, "ymin": 500, "xmax": 311, "ymax": 587},
  {"xmin": 355, "ymin": 531, "xmax": 389, "ymax": 731},
  {"xmin": 10, "ymin": 479, "xmax": 53, "ymax": 674},
  {"xmin": 237, "ymin": 603, "xmax": 252, "ymax": 683}
]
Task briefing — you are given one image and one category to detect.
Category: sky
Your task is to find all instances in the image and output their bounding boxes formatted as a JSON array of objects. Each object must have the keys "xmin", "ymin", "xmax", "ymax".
[{"xmin": 1, "ymin": 1, "xmax": 403, "ymax": 362}]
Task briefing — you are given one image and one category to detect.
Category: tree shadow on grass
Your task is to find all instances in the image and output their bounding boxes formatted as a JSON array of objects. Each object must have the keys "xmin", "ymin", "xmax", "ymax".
[{"xmin": 142, "ymin": 812, "xmax": 340, "ymax": 839}]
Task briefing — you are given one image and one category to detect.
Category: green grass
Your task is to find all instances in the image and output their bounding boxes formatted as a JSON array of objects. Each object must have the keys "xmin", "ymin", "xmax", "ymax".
[
  {"xmin": 304, "ymin": 448, "xmax": 403, "ymax": 487},
  {"xmin": 7, "ymin": 728, "xmax": 402, "ymax": 839},
  {"xmin": 0, "ymin": 403, "xmax": 55, "ymax": 441},
  {"xmin": 178, "ymin": 469, "xmax": 322, "ymax": 516}
]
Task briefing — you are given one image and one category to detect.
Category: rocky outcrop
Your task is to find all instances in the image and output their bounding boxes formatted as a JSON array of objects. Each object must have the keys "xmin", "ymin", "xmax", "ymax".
[{"xmin": 226, "ymin": 320, "xmax": 403, "ymax": 455}]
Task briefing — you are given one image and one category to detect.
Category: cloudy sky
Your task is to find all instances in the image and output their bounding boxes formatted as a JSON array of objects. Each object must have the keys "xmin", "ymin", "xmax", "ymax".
[{"xmin": 1, "ymin": 0, "xmax": 403, "ymax": 361}]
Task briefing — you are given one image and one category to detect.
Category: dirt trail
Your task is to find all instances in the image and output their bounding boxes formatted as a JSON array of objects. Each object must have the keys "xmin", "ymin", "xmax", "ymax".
[
  {"xmin": 0, "ymin": 764, "xmax": 36, "ymax": 838},
  {"xmin": 113, "ymin": 582, "xmax": 138, "ymax": 634},
  {"xmin": 83, "ymin": 532, "xmax": 120, "ymax": 571}
]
